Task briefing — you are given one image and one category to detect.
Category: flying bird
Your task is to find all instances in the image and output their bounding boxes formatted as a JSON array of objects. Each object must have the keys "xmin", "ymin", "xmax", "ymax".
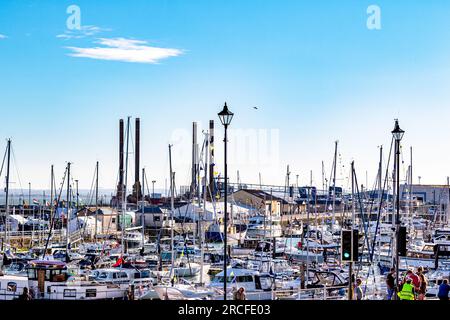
[{"xmin": 253, "ymin": 106, "xmax": 258, "ymax": 109}]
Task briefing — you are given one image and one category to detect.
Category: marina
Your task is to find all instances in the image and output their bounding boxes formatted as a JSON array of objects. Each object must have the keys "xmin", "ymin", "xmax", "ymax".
[
  {"xmin": 1, "ymin": 116, "xmax": 449, "ymax": 301},
  {"xmin": 1, "ymin": 2, "xmax": 450, "ymax": 311}
]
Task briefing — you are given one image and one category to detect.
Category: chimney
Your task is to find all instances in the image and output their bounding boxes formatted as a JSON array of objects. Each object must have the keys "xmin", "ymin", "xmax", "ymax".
[
  {"xmin": 117, "ymin": 119, "xmax": 124, "ymax": 202},
  {"xmin": 134, "ymin": 118, "xmax": 141, "ymax": 199},
  {"xmin": 209, "ymin": 120, "xmax": 215, "ymax": 198}
]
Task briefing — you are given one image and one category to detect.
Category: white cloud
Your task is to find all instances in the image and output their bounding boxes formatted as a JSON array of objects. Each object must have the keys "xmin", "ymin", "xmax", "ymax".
[
  {"xmin": 57, "ymin": 25, "xmax": 108, "ymax": 40},
  {"xmin": 0, "ymin": 34, "xmax": 7, "ymax": 39},
  {"xmin": 66, "ymin": 37, "xmax": 183, "ymax": 64}
]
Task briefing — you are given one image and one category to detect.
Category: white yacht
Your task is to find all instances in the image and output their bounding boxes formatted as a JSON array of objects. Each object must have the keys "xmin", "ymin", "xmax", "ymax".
[{"xmin": 245, "ymin": 215, "xmax": 282, "ymax": 240}]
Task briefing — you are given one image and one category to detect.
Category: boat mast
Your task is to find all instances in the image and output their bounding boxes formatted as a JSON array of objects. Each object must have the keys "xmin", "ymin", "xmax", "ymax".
[
  {"xmin": 201, "ymin": 131, "xmax": 209, "ymax": 285},
  {"xmin": 409, "ymin": 147, "xmax": 413, "ymax": 224},
  {"xmin": 377, "ymin": 146, "xmax": 383, "ymax": 262},
  {"xmin": 50, "ymin": 165, "xmax": 54, "ymax": 240},
  {"xmin": 3, "ymin": 139, "xmax": 11, "ymax": 250},
  {"xmin": 447, "ymin": 176, "xmax": 450, "ymax": 225},
  {"xmin": 168, "ymin": 144, "xmax": 175, "ymax": 275},
  {"xmin": 95, "ymin": 161, "xmax": 99, "ymax": 240},
  {"xmin": 66, "ymin": 162, "xmax": 71, "ymax": 259},
  {"xmin": 141, "ymin": 167, "xmax": 145, "ymax": 248},
  {"xmin": 332, "ymin": 141, "xmax": 338, "ymax": 230},
  {"xmin": 122, "ymin": 116, "xmax": 131, "ymax": 256}
]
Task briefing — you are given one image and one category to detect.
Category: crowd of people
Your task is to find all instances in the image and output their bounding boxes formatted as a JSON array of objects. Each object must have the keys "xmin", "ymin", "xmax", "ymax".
[{"xmin": 385, "ymin": 266, "xmax": 449, "ymax": 300}]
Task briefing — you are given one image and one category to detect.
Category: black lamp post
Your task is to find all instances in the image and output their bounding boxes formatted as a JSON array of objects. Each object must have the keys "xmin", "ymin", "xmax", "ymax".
[
  {"xmin": 218, "ymin": 102, "xmax": 234, "ymax": 300},
  {"xmin": 392, "ymin": 119, "xmax": 404, "ymax": 298}
]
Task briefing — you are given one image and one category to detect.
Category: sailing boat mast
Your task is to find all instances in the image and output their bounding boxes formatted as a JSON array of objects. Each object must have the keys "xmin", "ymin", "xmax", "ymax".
[
  {"xmin": 168, "ymin": 144, "xmax": 175, "ymax": 273},
  {"xmin": 200, "ymin": 131, "xmax": 209, "ymax": 285},
  {"xmin": 49, "ymin": 165, "xmax": 54, "ymax": 233},
  {"xmin": 332, "ymin": 141, "xmax": 338, "ymax": 229},
  {"xmin": 121, "ymin": 116, "xmax": 131, "ymax": 256},
  {"xmin": 141, "ymin": 168, "xmax": 145, "ymax": 248},
  {"xmin": 378, "ymin": 146, "xmax": 383, "ymax": 207},
  {"xmin": 447, "ymin": 176, "xmax": 450, "ymax": 225},
  {"xmin": 66, "ymin": 162, "xmax": 71, "ymax": 259},
  {"xmin": 3, "ymin": 139, "xmax": 11, "ymax": 250},
  {"xmin": 322, "ymin": 161, "xmax": 325, "ymax": 193},
  {"xmin": 95, "ymin": 161, "xmax": 99, "ymax": 239},
  {"xmin": 409, "ymin": 147, "xmax": 413, "ymax": 223}
]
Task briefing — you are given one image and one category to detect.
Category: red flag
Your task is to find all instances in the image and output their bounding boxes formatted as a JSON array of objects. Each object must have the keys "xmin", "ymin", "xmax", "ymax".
[{"xmin": 113, "ymin": 257, "xmax": 124, "ymax": 267}]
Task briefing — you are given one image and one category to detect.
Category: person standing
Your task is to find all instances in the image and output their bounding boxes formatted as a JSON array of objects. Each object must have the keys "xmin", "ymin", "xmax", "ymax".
[
  {"xmin": 235, "ymin": 287, "xmax": 246, "ymax": 300},
  {"xmin": 403, "ymin": 269, "xmax": 420, "ymax": 299},
  {"xmin": 438, "ymin": 279, "xmax": 450, "ymax": 301},
  {"xmin": 354, "ymin": 278, "xmax": 363, "ymax": 300},
  {"xmin": 416, "ymin": 267, "xmax": 427, "ymax": 300},
  {"xmin": 386, "ymin": 268, "xmax": 396, "ymax": 300},
  {"xmin": 18, "ymin": 287, "xmax": 32, "ymax": 301},
  {"xmin": 397, "ymin": 277, "xmax": 415, "ymax": 300}
]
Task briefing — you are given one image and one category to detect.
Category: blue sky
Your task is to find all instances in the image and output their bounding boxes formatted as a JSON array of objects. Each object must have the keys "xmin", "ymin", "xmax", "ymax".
[{"xmin": 1, "ymin": 0, "xmax": 450, "ymax": 192}]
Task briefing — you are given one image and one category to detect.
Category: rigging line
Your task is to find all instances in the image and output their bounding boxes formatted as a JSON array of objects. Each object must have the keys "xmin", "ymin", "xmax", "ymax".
[
  {"xmin": 0, "ymin": 142, "xmax": 7, "ymax": 178},
  {"xmin": 353, "ymin": 167, "xmax": 372, "ymax": 269},
  {"xmin": 369, "ymin": 137, "xmax": 394, "ymax": 262},
  {"xmin": 81, "ymin": 164, "xmax": 97, "ymax": 238},
  {"xmin": 43, "ymin": 164, "xmax": 69, "ymax": 258},
  {"xmin": 86, "ymin": 163, "xmax": 97, "ymax": 206},
  {"xmin": 10, "ymin": 144, "xmax": 25, "ymax": 199},
  {"xmin": 323, "ymin": 143, "xmax": 337, "ymax": 214},
  {"xmin": 144, "ymin": 170, "xmax": 151, "ymax": 196}
]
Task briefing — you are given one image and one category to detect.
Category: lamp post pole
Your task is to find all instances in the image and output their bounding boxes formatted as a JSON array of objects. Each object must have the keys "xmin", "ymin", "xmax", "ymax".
[
  {"xmin": 224, "ymin": 123, "xmax": 228, "ymax": 300},
  {"xmin": 218, "ymin": 102, "xmax": 234, "ymax": 301},
  {"xmin": 392, "ymin": 119, "xmax": 405, "ymax": 299}
]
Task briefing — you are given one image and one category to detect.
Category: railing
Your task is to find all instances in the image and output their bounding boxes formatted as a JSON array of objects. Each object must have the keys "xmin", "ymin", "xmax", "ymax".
[
  {"xmin": 0, "ymin": 289, "xmax": 19, "ymax": 301},
  {"xmin": 0, "ymin": 288, "xmax": 129, "ymax": 301},
  {"xmin": 209, "ymin": 285, "xmax": 356, "ymax": 301},
  {"xmin": 1, "ymin": 230, "xmax": 63, "ymax": 238}
]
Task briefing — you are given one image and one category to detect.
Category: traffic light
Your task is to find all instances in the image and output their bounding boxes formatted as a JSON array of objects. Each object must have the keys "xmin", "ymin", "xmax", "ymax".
[
  {"xmin": 341, "ymin": 229, "xmax": 359, "ymax": 262},
  {"xmin": 397, "ymin": 226, "xmax": 407, "ymax": 256},
  {"xmin": 341, "ymin": 230, "xmax": 352, "ymax": 262}
]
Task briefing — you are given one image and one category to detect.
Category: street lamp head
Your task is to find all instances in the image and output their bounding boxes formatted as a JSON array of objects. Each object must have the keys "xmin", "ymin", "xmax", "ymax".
[
  {"xmin": 218, "ymin": 102, "xmax": 234, "ymax": 127},
  {"xmin": 391, "ymin": 119, "xmax": 405, "ymax": 141}
]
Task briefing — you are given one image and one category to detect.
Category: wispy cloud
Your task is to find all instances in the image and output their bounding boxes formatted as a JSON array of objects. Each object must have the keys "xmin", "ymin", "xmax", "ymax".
[
  {"xmin": 0, "ymin": 34, "xmax": 7, "ymax": 39},
  {"xmin": 57, "ymin": 25, "xmax": 109, "ymax": 40},
  {"xmin": 66, "ymin": 37, "xmax": 183, "ymax": 64}
]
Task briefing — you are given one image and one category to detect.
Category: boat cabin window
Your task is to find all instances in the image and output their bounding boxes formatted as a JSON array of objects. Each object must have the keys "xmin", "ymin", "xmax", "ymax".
[
  {"xmin": 26, "ymin": 267, "xmax": 65, "ymax": 281},
  {"xmin": 135, "ymin": 270, "xmax": 150, "ymax": 279},
  {"xmin": 154, "ymin": 216, "xmax": 160, "ymax": 222},
  {"xmin": 7, "ymin": 282, "xmax": 17, "ymax": 292},
  {"xmin": 113, "ymin": 272, "xmax": 128, "ymax": 279},
  {"xmin": 237, "ymin": 275, "xmax": 254, "ymax": 283},
  {"xmin": 7, "ymin": 263, "xmax": 24, "ymax": 272},
  {"xmin": 27, "ymin": 268, "xmax": 37, "ymax": 280},
  {"xmin": 63, "ymin": 289, "xmax": 76, "ymax": 298},
  {"xmin": 216, "ymin": 276, "xmax": 234, "ymax": 283},
  {"xmin": 97, "ymin": 272, "xmax": 109, "ymax": 280},
  {"xmin": 255, "ymin": 275, "xmax": 261, "ymax": 289}
]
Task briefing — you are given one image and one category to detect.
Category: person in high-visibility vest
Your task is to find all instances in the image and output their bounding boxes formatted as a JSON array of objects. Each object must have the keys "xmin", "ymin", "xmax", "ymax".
[{"xmin": 398, "ymin": 277, "xmax": 415, "ymax": 300}]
